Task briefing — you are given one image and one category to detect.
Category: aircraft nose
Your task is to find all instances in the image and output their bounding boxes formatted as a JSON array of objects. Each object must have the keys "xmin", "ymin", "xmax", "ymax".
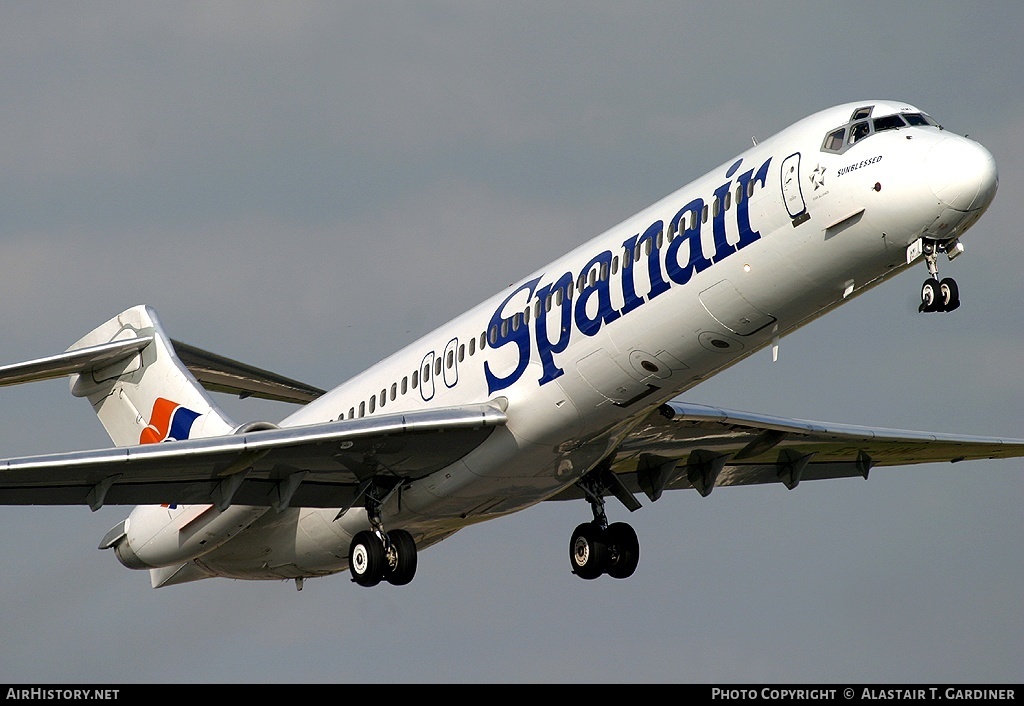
[{"xmin": 926, "ymin": 136, "xmax": 998, "ymax": 213}]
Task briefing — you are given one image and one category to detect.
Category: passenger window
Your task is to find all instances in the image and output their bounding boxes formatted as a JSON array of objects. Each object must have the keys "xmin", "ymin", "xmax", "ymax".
[
  {"xmin": 368, "ymin": 397, "xmax": 375, "ymax": 414},
  {"xmin": 447, "ymin": 350, "xmax": 454, "ymax": 368},
  {"xmin": 348, "ymin": 407, "xmax": 355, "ymax": 419},
  {"xmin": 434, "ymin": 358, "xmax": 441, "ymax": 376},
  {"xmin": 390, "ymin": 383, "xmax": 397, "ymax": 401},
  {"xmin": 359, "ymin": 401, "xmax": 365, "ymax": 418},
  {"xmin": 401, "ymin": 377, "xmax": 407, "ymax": 394},
  {"xmin": 468, "ymin": 338, "xmax": 475, "ymax": 356},
  {"xmin": 412, "ymin": 370, "xmax": 418, "ymax": 389},
  {"xmin": 458, "ymin": 344, "xmax": 465, "ymax": 362}
]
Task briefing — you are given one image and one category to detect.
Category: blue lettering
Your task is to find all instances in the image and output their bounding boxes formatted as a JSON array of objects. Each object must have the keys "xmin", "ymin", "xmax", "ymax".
[
  {"xmin": 636, "ymin": 221, "xmax": 670, "ymax": 300},
  {"xmin": 574, "ymin": 251, "xmax": 621, "ymax": 337},
  {"xmin": 665, "ymin": 198, "xmax": 712, "ymax": 285},
  {"xmin": 619, "ymin": 234, "xmax": 646, "ymax": 316},
  {"xmin": 535, "ymin": 273, "xmax": 574, "ymax": 384},
  {"xmin": 482, "ymin": 155, "xmax": 773, "ymax": 393},
  {"xmin": 484, "ymin": 277, "xmax": 539, "ymax": 395},
  {"xmin": 735, "ymin": 158, "xmax": 771, "ymax": 249}
]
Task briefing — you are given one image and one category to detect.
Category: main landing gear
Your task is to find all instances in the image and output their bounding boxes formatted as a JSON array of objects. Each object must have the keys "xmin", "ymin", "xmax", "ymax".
[
  {"xmin": 346, "ymin": 481, "xmax": 418, "ymax": 587},
  {"xmin": 349, "ymin": 528, "xmax": 417, "ymax": 587},
  {"xmin": 918, "ymin": 238, "xmax": 962, "ymax": 313},
  {"xmin": 569, "ymin": 472, "xmax": 640, "ymax": 580}
]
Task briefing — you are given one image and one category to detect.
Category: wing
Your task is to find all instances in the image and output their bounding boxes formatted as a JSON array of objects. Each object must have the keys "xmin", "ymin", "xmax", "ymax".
[
  {"xmin": 0, "ymin": 403, "xmax": 506, "ymax": 510},
  {"xmin": 551, "ymin": 401, "xmax": 1024, "ymax": 502}
]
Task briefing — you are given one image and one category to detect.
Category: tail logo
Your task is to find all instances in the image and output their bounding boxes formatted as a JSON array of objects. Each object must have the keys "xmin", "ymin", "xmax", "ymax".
[{"xmin": 140, "ymin": 397, "xmax": 202, "ymax": 444}]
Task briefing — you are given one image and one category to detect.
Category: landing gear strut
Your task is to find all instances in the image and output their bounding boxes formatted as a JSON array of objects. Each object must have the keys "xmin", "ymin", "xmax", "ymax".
[
  {"xmin": 569, "ymin": 472, "xmax": 640, "ymax": 580},
  {"xmin": 918, "ymin": 238, "xmax": 961, "ymax": 313},
  {"xmin": 346, "ymin": 481, "xmax": 417, "ymax": 587}
]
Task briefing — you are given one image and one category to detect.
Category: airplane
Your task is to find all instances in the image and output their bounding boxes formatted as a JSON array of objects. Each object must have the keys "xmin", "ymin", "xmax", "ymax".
[{"xmin": 0, "ymin": 99, "xmax": 1020, "ymax": 590}]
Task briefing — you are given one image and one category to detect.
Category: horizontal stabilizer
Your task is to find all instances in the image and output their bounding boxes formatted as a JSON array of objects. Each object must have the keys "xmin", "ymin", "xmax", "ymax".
[
  {"xmin": 170, "ymin": 339, "xmax": 326, "ymax": 404},
  {"xmin": 0, "ymin": 337, "xmax": 153, "ymax": 387}
]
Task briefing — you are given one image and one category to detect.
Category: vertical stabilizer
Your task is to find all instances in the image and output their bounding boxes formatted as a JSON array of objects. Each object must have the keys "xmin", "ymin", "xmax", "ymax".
[{"xmin": 68, "ymin": 306, "xmax": 235, "ymax": 447}]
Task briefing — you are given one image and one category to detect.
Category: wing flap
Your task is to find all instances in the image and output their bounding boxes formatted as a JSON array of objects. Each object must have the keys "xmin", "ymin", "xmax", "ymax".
[{"xmin": 0, "ymin": 403, "xmax": 506, "ymax": 509}]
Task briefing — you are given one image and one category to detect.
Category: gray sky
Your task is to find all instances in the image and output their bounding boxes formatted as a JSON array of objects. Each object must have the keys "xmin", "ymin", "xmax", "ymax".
[{"xmin": 0, "ymin": 1, "xmax": 1021, "ymax": 684}]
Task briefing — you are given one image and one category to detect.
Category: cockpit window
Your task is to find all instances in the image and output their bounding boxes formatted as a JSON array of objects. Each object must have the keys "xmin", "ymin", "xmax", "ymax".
[
  {"xmin": 822, "ymin": 108, "xmax": 940, "ymax": 154},
  {"xmin": 902, "ymin": 112, "xmax": 939, "ymax": 127},
  {"xmin": 873, "ymin": 114, "xmax": 906, "ymax": 132},
  {"xmin": 849, "ymin": 121, "xmax": 871, "ymax": 143},
  {"xmin": 823, "ymin": 127, "xmax": 846, "ymax": 152}
]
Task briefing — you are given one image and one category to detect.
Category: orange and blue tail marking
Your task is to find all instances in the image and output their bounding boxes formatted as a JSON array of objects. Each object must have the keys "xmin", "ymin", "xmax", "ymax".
[{"xmin": 140, "ymin": 397, "xmax": 202, "ymax": 445}]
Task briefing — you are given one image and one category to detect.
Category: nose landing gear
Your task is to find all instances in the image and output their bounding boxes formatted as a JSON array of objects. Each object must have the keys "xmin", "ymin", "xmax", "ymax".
[{"xmin": 917, "ymin": 238, "xmax": 962, "ymax": 313}]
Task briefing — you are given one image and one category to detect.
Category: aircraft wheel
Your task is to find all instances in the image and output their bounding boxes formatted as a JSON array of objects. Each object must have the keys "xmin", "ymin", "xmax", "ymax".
[
  {"xmin": 940, "ymin": 278, "xmax": 960, "ymax": 311},
  {"xmin": 604, "ymin": 522, "xmax": 640, "ymax": 579},
  {"xmin": 570, "ymin": 522, "xmax": 607, "ymax": 580},
  {"xmin": 349, "ymin": 530, "xmax": 385, "ymax": 587},
  {"xmin": 920, "ymin": 278, "xmax": 942, "ymax": 312},
  {"xmin": 384, "ymin": 529, "xmax": 418, "ymax": 586}
]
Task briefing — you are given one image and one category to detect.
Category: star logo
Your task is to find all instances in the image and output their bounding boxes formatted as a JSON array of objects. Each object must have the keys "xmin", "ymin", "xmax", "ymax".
[{"xmin": 810, "ymin": 163, "xmax": 826, "ymax": 190}]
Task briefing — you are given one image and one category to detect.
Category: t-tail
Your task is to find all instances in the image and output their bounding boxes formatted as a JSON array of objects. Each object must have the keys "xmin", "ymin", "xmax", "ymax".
[{"xmin": 67, "ymin": 305, "xmax": 235, "ymax": 447}]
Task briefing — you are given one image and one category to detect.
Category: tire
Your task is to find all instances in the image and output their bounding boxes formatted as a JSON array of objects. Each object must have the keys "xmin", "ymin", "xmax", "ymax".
[
  {"xmin": 349, "ymin": 530, "xmax": 385, "ymax": 587},
  {"xmin": 384, "ymin": 529, "xmax": 418, "ymax": 586},
  {"xmin": 940, "ymin": 278, "xmax": 960, "ymax": 312},
  {"xmin": 604, "ymin": 522, "xmax": 640, "ymax": 579},
  {"xmin": 920, "ymin": 278, "xmax": 941, "ymax": 312},
  {"xmin": 569, "ymin": 522, "xmax": 607, "ymax": 580}
]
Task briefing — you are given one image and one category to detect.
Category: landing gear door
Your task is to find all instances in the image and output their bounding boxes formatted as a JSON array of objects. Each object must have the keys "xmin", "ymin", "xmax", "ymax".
[{"xmin": 781, "ymin": 152, "xmax": 807, "ymax": 220}]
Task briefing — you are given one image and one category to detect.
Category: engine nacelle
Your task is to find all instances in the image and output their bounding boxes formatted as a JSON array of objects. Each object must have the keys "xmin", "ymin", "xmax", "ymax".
[{"xmin": 110, "ymin": 504, "xmax": 269, "ymax": 569}]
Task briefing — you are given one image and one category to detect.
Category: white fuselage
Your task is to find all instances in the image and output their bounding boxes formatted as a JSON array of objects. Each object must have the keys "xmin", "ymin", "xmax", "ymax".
[{"xmin": 122, "ymin": 101, "xmax": 998, "ymax": 583}]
